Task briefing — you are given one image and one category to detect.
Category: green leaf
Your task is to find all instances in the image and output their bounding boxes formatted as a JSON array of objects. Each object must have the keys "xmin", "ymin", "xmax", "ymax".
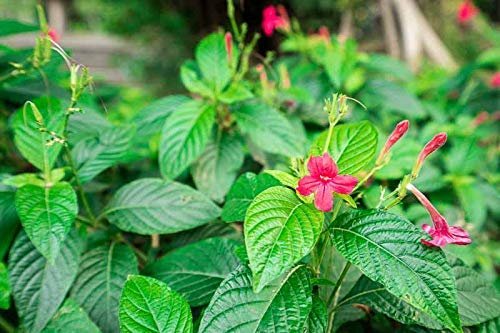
[
  {"xmin": 8, "ymin": 229, "xmax": 82, "ymax": 333},
  {"xmin": 264, "ymin": 170, "xmax": 299, "ymax": 188},
  {"xmin": 2, "ymin": 173, "xmax": 45, "ymax": 187},
  {"xmin": 72, "ymin": 125, "xmax": 134, "ymax": 183},
  {"xmin": 245, "ymin": 186, "xmax": 324, "ymax": 291},
  {"xmin": 311, "ymin": 121, "xmax": 378, "ymax": 174},
  {"xmin": 221, "ymin": 172, "xmax": 280, "ymax": 223},
  {"xmin": 305, "ymin": 296, "xmax": 328, "ymax": 333},
  {"xmin": 477, "ymin": 317, "xmax": 500, "ymax": 333},
  {"xmin": 233, "ymin": 101, "xmax": 305, "ymax": 157},
  {"xmin": 15, "ymin": 182, "xmax": 78, "ymax": 261},
  {"xmin": 0, "ymin": 190, "xmax": 19, "ymax": 259},
  {"xmin": 134, "ymin": 95, "xmax": 190, "ymax": 138},
  {"xmin": 445, "ymin": 137, "xmax": 485, "ymax": 175},
  {"xmin": 364, "ymin": 54, "xmax": 414, "ymax": 82},
  {"xmin": 159, "ymin": 100, "xmax": 215, "ymax": 179},
  {"xmin": 144, "ymin": 237, "xmax": 240, "ymax": 307},
  {"xmin": 192, "ymin": 132, "xmax": 244, "ymax": 203},
  {"xmin": 329, "ymin": 210, "xmax": 461, "ymax": 333},
  {"xmin": 453, "ymin": 178, "xmax": 487, "ymax": 229},
  {"xmin": 199, "ymin": 265, "xmax": 312, "ymax": 333},
  {"xmin": 195, "ymin": 32, "xmax": 231, "ymax": 93},
  {"xmin": 71, "ymin": 243, "xmax": 139, "ymax": 333},
  {"xmin": 218, "ymin": 82, "xmax": 254, "ymax": 104},
  {"xmin": 119, "ymin": 275, "xmax": 193, "ymax": 333},
  {"xmin": 11, "ymin": 98, "xmax": 64, "ymax": 172},
  {"xmin": 0, "ymin": 20, "xmax": 38, "ymax": 37},
  {"xmin": 180, "ymin": 60, "xmax": 214, "ymax": 98},
  {"xmin": 104, "ymin": 178, "xmax": 220, "ymax": 235},
  {"xmin": 42, "ymin": 299, "xmax": 101, "ymax": 333},
  {"xmin": 0, "ymin": 263, "xmax": 10, "ymax": 310}
]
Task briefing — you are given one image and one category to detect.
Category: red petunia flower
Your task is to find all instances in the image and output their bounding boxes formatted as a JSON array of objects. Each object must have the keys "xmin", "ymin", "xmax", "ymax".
[
  {"xmin": 457, "ymin": 1, "xmax": 478, "ymax": 24},
  {"xmin": 407, "ymin": 184, "xmax": 471, "ymax": 247},
  {"xmin": 261, "ymin": 5, "xmax": 289, "ymax": 37},
  {"xmin": 490, "ymin": 72, "xmax": 500, "ymax": 88},
  {"xmin": 297, "ymin": 153, "xmax": 358, "ymax": 212}
]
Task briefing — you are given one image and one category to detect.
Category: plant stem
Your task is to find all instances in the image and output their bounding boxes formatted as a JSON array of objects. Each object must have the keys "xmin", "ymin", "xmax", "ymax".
[
  {"xmin": 323, "ymin": 118, "xmax": 338, "ymax": 154},
  {"xmin": 120, "ymin": 234, "xmax": 148, "ymax": 262},
  {"xmin": 326, "ymin": 262, "xmax": 352, "ymax": 332},
  {"xmin": 0, "ymin": 316, "xmax": 14, "ymax": 333}
]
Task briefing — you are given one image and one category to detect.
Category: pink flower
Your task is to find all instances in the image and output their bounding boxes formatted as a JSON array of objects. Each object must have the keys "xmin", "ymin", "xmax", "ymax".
[
  {"xmin": 47, "ymin": 27, "xmax": 60, "ymax": 43},
  {"xmin": 457, "ymin": 1, "xmax": 478, "ymax": 24},
  {"xmin": 490, "ymin": 72, "xmax": 500, "ymax": 88},
  {"xmin": 377, "ymin": 120, "xmax": 409, "ymax": 163},
  {"xmin": 261, "ymin": 5, "xmax": 289, "ymax": 37},
  {"xmin": 225, "ymin": 32, "xmax": 233, "ymax": 63},
  {"xmin": 407, "ymin": 184, "xmax": 471, "ymax": 247},
  {"xmin": 297, "ymin": 153, "xmax": 358, "ymax": 212},
  {"xmin": 318, "ymin": 26, "xmax": 330, "ymax": 43}
]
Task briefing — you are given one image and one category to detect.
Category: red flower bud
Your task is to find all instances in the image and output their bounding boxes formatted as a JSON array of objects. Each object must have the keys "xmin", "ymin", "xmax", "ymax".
[
  {"xmin": 318, "ymin": 26, "xmax": 330, "ymax": 43},
  {"xmin": 490, "ymin": 72, "xmax": 500, "ymax": 88},
  {"xmin": 457, "ymin": 1, "xmax": 478, "ymax": 24},
  {"xmin": 47, "ymin": 27, "xmax": 60, "ymax": 43},
  {"xmin": 376, "ymin": 120, "xmax": 409, "ymax": 164},
  {"xmin": 224, "ymin": 32, "xmax": 233, "ymax": 63},
  {"xmin": 412, "ymin": 132, "xmax": 447, "ymax": 178}
]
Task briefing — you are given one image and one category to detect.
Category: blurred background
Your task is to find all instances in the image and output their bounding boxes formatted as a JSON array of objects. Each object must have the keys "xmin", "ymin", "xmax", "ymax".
[{"xmin": 0, "ymin": 0, "xmax": 498, "ymax": 95}]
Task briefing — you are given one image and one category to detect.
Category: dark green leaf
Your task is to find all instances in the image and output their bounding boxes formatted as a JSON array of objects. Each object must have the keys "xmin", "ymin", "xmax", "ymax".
[
  {"xmin": 0, "ymin": 263, "xmax": 10, "ymax": 309},
  {"xmin": 119, "ymin": 275, "xmax": 192, "ymax": 333},
  {"xmin": 245, "ymin": 186, "xmax": 324, "ymax": 291},
  {"xmin": 42, "ymin": 299, "xmax": 101, "ymax": 333},
  {"xmin": 0, "ymin": 20, "xmax": 38, "ymax": 37},
  {"xmin": 199, "ymin": 265, "xmax": 312, "ymax": 333},
  {"xmin": 305, "ymin": 296, "xmax": 328, "ymax": 333},
  {"xmin": 221, "ymin": 172, "xmax": 280, "ymax": 223},
  {"xmin": 144, "ymin": 237, "xmax": 240, "ymax": 306},
  {"xmin": 0, "ymin": 190, "xmax": 19, "ymax": 259},
  {"xmin": 71, "ymin": 243, "xmax": 139, "ymax": 333},
  {"xmin": 104, "ymin": 178, "xmax": 220, "ymax": 235}
]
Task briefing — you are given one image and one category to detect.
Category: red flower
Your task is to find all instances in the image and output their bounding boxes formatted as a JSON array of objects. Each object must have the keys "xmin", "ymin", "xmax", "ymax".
[
  {"xmin": 457, "ymin": 1, "xmax": 478, "ymax": 24},
  {"xmin": 297, "ymin": 153, "xmax": 358, "ymax": 212},
  {"xmin": 490, "ymin": 72, "xmax": 500, "ymax": 88},
  {"xmin": 377, "ymin": 120, "xmax": 409, "ymax": 163},
  {"xmin": 261, "ymin": 5, "xmax": 289, "ymax": 37},
  {"xmin": 47, "ymin": 27, "xmax": 60, "ymax": 43},
  {"xmin": 407, "ymin": 184, "xmax": 471, "ymax": 247},
  {"xmin": 224, "ymin": 32, "xmax": 233, "ymax": 63}
]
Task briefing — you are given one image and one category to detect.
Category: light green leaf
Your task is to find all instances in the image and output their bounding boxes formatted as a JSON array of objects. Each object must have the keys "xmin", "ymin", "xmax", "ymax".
[
  {"xmin": 42, "ymin": 299, "xmax": 101, "ymax": 333},
  {"xmin": 195, "ymin": 32, "xmax": 231, "ymax": 93},
  {"xmin": 453, "ymin": 178, "xmax": 487, "ymax": 229},
  {"xmin": 445, "ymin": 137, "xmax": 485, "ymax": 176},
  {"xmin": 134, "ymin": 95, "xmax": 191, "ymax": 138},
  {"xmin": 159, "ymin": 100, "xmax": 215, "ymax": 179},
  {"xmin": 218, "ymin": 82, "xmax": 254, "ymax": 104},
  {"xmin": 11, "ymin": 98, "xmax": 64, "ymax": 172},
  {"xmin": 364, "ymin": 54, "xmax": 414, "ymax": 82},
  {"xmin": 329, "ymin": 210, "xmax": 461, "ymax": 333},
  {"xmin": 180, "ymin": 61, "xmax": 214, "ymax": 98},
  {"xmin": 199, "ymin": 265, "xmax": 312, "ymax": 333},
  {"xmin": 245, "ymin": 186, "xmax": 324, "ymax": 291},
  {"xmin": 221, "ymin": 172, "xmax": 280, "ymax": 223},
  {"xmin": 233, "ymin": 101, "xmax": 305, "ymax": 157},
  {"xmin": 2, "ymin": 173, "xmax": 45, "ymax": 187},
  {"xmin": 192, "ymin": 132, "xmax": 244, "ymax": 203},
  {"xmin": 9, "ymin": 229, "xmax": 82, "ymax": 333},
  {"xmin": 104, "ymin": 178, "xmax": 220, "ymax": 235},
  {"xmin": 311, "ymin": 121, "xmax": 378, "ymax": 174},
  {"xmin": 305, "ymin": 296, "xmax": 328, "ymax": 333},
  {"xmin": 0, "ymin": 263, "xmax": 10, "ymax": 310},
  {"xmin": 15, "ymin": 182, "xmax": 77, "ymax": 261},
  {"xmin": 144, "ymin": 237, "xmax": 240, "ymax": 307},
  {"xmin": 265, "ymin": 170, "xmax": 299, "ymax": 188},
  {"xmin": 72, "ymin": 125, "xmax": 134, "ymax": 183},
  {"xmin": 119, "ymin": 275, "xmax": 193, "ymax": 333},
  {"xmin": 71, "ymin": 243, "xmax": 139, "ymax": 333}
]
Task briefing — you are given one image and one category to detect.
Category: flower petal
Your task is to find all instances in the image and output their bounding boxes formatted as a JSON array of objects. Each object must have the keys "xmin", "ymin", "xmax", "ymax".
[
  {"xmin": 449, "ymin": 226, "xmax": 472, "ymax": 245},
  {"xmin": 313, "ymin": 184, "xmax": 333, "ymax": 212},
  {"xmin": 330, "ymin": 174, "xmax": 358, "ymax": 194},
  {"xmin": 307, "ymin": 153, "xmax": 338, "ymax": 178},
  {"xmin": 297, "ymin": 176, "xmax": 321, "ymax": 196}
]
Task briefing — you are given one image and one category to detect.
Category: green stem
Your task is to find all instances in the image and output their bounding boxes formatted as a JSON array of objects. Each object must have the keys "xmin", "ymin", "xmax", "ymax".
[
  {"xmin": 326, "ymin": 262, "xmax": 352, "ymax": 332},
  {"xmin": 0, "ymin": 316, "xmax": 14, "ymax": 333},
  {"xmin": 323, "ymin": 118, "xmax": 338, "ymax": 154},
  {"xmin": 120, "ymin": 234, "xmax": 148, "ymax": 262}
]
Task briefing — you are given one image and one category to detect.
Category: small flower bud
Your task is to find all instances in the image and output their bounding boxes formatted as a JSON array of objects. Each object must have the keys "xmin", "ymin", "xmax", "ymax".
[
  {"xmin": 318, "ymin": 26, "xmax": 330, "ymax": 43},
  {"xmin": 411, "ymin": 132, "xmax": 447, "ymax": 179},
  {"xmin": 490, "ymin": 72, "xmax": 500, "ymax": 88},
  {"xmin": 48, "ymin": 27, "xmax": 60, "ymax": 43},
  {"xmin": 255, "ymin": 64, "xmax": 268, "ymax": 88},
  {"xmin": 376, "ymin": 120, "xmax": 409, "ymax": 164},
  {"xmin": 224, "ymin": 32, "xmax": 233, "ymax": 63}
]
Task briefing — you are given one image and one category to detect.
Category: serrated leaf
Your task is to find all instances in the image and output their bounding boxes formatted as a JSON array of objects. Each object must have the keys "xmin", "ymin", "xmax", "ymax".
[
  {"xmin": 159, "ymin": 100, "xmax": 215, "ymax": 179},
  {"xmin": 104, "ymin": 178, "xmax": 220, "ymax": 235},
  {"xmin": 222, "ymin": 172, "xmax": 280, "ymax": 223},
  {"xmin": 329, "ymin": 210, "xmax": 461, "ymax": 333},
  {"xmin": 305, "ymin": 296, "xmax": 328, "ymax": 333},
  {"xmin": 11, "ymin": 98, "xmax": 64, "ymax": 172},
  {"xmin": 192, "ymin": 132, "xmax": 244, "ymax": 203},
  {"xmin": 310, "ymin": 121, "xmax": 378, "ymax": 175},
  {"xmin": 72, "ymin": 125, "xmax": 134, "ymax": 183},
  {"xmin": 119, "ymin": 275, "xmax": 193, "ymax": 333},
  {"xmin": 195, "ymin": 32, "xmax": 231, "ymax": 93},
  {"xmin": 42, "ymin": 299, "xmax": 101, "ymax": 333},
  {"xmin": 233, "ymin": 101, "xmax": 305, "ymax": 157},
  {"xmin": 71, "ymin": 243, "xmax": 139, "ymax": 333},
  {"xmin": 144, "ymin": 237, "xmax": 240, "ymax": 306},
  {"xmin": 245, "ymin": 186, "xmax": 324, "ymax": 291},
  {"xmin": 265, "ymin": 170, "xmax": 299, "ymax": 188},
  {"xmin": 180, "ymin": 60, "xmax": 214, "ymax": 98},
  {"xmin": 134, "ymin": 95, "xmax": 190, "ymax": 138},
  {"xmin": 15, "ymin": 182, "xmax": 78, "ymax": 261},
  {"xmin": 477, "ymin": 317, "xmax": 500, "ymax": 333},
  {"xmin": 0, "ymin": 263, "xmax": 10, "ymax": 309},
  {"xmin": 8, "ymin": 229, "xmax": 82, "ymax": 333},
  {"xmin": 199, "ymin": 265, "xmax": 312, "ymax": 333}
]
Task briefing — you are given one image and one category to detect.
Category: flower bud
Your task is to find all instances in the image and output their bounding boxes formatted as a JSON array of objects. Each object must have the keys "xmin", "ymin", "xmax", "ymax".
[
  {"xmin": 318, "ymin": 26, "xmax": 330, "ymax": 43},
  {"xmin": 490, "ymin": 72, "xmax": 500, "ymax": 88},
  {"xmin": 376, "ymin": 120, "xmax": 409, "ymax": 164},
  {"xmin": 224, "ymin": 32, "xmax": 233, "ymax": 63},
  {"xmin": 255, "ymin": 64, "xmax": 268, "ymax": 88},
  {"xmin": 412, "ymin": 132, "xmax": 447, "ymax": 178}
]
